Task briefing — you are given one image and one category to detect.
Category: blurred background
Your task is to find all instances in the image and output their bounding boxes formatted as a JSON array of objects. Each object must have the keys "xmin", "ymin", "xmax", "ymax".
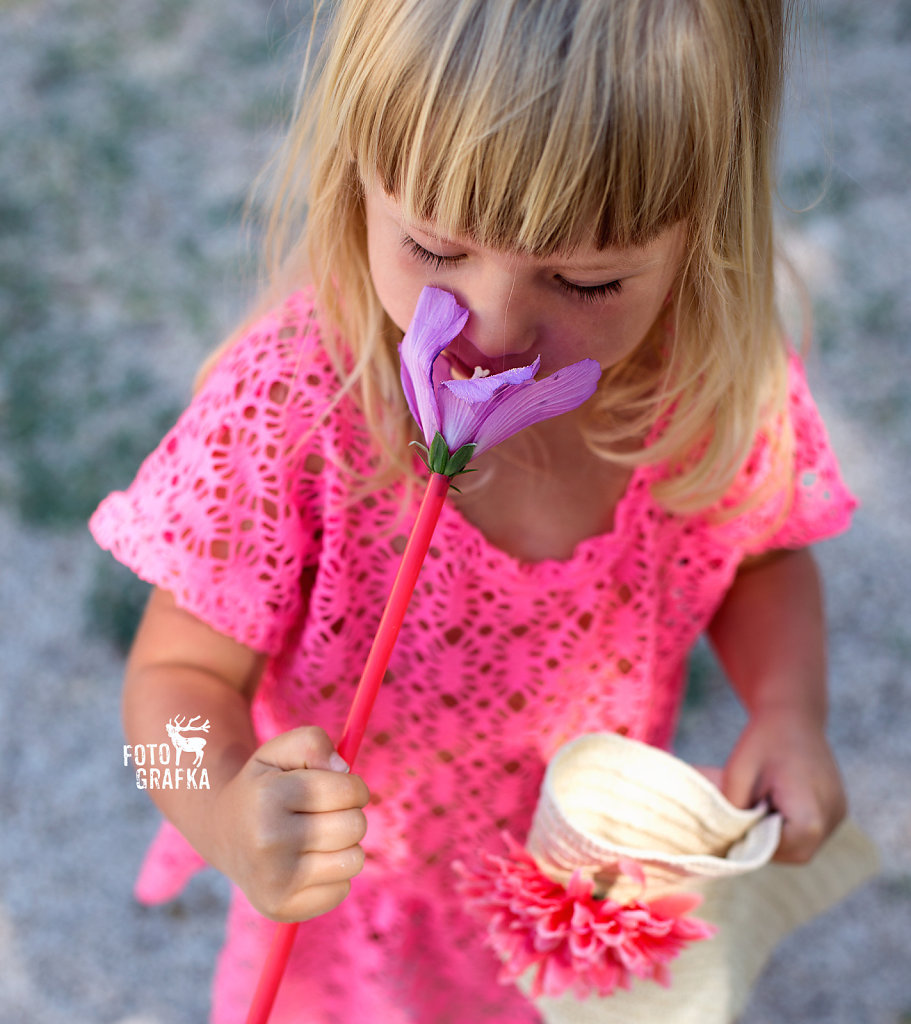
[{"xmin": 1, "ymin": 1, "xmax": 909, "ymax": 1021}]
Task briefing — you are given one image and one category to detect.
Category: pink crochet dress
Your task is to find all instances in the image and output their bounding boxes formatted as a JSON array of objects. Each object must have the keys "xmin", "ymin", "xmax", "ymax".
[{"xmin": 90, "ymin": 290, "xmax": 855, "ymax": 1024}]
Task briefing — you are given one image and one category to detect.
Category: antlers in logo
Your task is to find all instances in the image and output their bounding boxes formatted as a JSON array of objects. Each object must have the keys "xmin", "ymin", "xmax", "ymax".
[
  {"xmin": 168, "ymin": 714, "xmax": 211, "ymax": 733},
  {"xmin": 165, "ymin": 715, "xmax": 211, "ymax": 767}
]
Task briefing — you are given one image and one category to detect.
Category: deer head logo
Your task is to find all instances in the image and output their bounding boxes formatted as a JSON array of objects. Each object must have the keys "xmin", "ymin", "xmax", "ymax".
[{"xmin": 165, "ymin": 715, "xmax": 210, "ymax": 767}]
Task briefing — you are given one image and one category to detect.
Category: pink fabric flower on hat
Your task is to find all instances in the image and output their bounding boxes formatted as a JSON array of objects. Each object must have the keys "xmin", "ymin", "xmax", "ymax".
[
  {"xmin": 454, "ymin": 833, "xmax": 716, "ymax": 1000},
  {"xmin": 399, "ymin": 287, "xmax": 601, "ymax": 475}
]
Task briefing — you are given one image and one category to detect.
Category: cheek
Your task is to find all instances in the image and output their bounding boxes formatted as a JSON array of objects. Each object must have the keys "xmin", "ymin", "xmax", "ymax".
[
  {"xmin": 365, "ymin": 198, "xmax": 421, "ymax": 333},
  {"xmin": 597, "ymin": 289, "xmax": 673, "ymax": 366},
  {"xmin": 568, "ymin": 308, "xmax": 647, "ymax": 370},
  {"xmin": 367, "ymin": 240, "xmax": 426, "ymax": 335}
]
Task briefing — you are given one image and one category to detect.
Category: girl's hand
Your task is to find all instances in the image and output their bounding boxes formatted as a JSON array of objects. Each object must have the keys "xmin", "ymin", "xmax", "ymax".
[
  {"xmin": 721, "ymin": 708, "xmax": 847, "ymax": 864},
  {"xmin": 209, "ymin": 726, "xmax": 370, "ymax": 922}
]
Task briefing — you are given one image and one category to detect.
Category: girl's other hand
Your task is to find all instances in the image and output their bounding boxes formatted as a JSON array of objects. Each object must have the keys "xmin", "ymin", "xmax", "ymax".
[
  {"xmin": 721, "ymin": 709, "xmax": 847, "ymax": 864},
  {"xmin": 210, "ymin": 726, "xmax": 370, "ymax": 922}
]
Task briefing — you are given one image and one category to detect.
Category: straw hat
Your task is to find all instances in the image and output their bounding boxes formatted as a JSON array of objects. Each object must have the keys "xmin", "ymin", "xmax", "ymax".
[{"xmin": 466, "ymin": 732, "xmax": 879, "ymax": 1024}]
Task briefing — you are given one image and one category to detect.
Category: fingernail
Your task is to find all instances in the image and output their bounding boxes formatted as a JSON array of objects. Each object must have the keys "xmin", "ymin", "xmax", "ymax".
[{"xmin": 329, "ymin": 752, "xmax": 350, "ymax": 773}]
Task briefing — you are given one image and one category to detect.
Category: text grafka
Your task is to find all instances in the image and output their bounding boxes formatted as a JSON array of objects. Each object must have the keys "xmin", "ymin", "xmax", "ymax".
[{"xmin": 123, "ymin": 715, "xmax": 211, "ymax": 789}]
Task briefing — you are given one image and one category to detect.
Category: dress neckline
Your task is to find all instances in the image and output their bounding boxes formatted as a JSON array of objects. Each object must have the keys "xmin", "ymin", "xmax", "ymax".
[{"xmin": 435, "ymin": 461, "xmax": 653, "ymax": 581}]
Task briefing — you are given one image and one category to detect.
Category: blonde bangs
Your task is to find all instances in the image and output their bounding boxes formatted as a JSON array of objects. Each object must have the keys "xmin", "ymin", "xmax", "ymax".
[
  {"xmin": 250, "ymin": 0, "xmax": 795, "ymax": 514},
  {"xmin": 337, "ymin": 0, "xmax": 728, "ymax": 256}
]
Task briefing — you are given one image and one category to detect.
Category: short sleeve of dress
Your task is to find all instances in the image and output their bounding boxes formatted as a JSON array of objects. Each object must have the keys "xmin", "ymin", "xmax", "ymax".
[
  {"xmin": 89, "ymin": 294, "xmax": 333, "ymax": 655},
  {"xmin": 710, "ymin": 350, "xmax": 857, "ymax": 556}
]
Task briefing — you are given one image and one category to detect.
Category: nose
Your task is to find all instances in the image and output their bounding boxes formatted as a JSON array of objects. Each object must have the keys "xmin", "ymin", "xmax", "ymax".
[{"xmin": 455, "ymin": 269, "xmax": 538, "ymax": 364}]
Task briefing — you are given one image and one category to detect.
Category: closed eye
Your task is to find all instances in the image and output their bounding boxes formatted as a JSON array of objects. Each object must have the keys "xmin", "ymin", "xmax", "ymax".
[
  {"xmin": 401, "ymin": 235, "xmax": 465, "ymax": 271},
  {"xmin": 402, "ymin": 232, "xmax": 622, "ymax": 303},
  {"xmin": 556, "ymin": 277, "xmax": 623, "ymax": 303}
]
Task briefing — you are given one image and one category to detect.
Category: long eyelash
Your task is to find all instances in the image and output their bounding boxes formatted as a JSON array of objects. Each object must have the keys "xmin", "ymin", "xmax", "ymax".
[
  {"xmin": 401, "ymin": 234, "xmax": 621, "ymax": 303},
  {"xmin": 401, "ymin": 235, "xmax": 463, "ymax": 271},
  {"xmin": 557, "ymin": 278, "xmax": 623, "ymax": 303}
]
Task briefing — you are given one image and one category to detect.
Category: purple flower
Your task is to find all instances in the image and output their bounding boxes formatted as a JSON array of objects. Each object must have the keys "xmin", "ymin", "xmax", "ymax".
[{"xmin": 399, "ymin": 287, "xmax": 602, "ymax": 476}]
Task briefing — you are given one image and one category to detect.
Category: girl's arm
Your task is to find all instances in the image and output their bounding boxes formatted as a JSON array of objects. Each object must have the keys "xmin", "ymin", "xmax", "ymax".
[
  {"xmin": 124, "ymin": 586, "xmax": 369, "ymax": 921},
  {"xmin": 706, "ymin": 547, "xmax": 847, "ymax": 863}
]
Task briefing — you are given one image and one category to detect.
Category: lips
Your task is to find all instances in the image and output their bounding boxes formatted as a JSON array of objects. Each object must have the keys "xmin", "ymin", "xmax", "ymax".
[
  {"xmin": 442, "ymin": 338, "xmax": 530, "ymax": 380},
  {"xmin": 441, "ymin": 347, "xmax": 478, "ymax": 381}
]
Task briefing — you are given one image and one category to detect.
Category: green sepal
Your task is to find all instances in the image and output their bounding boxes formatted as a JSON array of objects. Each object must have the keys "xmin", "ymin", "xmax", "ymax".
[
  {"xmin": 443, "ymin": 443, "xmax": 477, "ymax": 477},
  {"xmin": 429, "ymin": 432, "xmax": 450, "ymax": 474},
  {"xmin": 445, "ymin": 467, "xmax": 478, "ymax": 493},
  {"xmin": 408, "ymin": 440, "xmax": 431, "ymax": 470}
]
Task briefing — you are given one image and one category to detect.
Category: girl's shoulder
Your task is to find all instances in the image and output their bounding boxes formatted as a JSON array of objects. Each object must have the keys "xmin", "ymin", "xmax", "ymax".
[
  {"xmin": 703, "ymin": 347, "xmax": 856, "ymax": 554},
  {"xmin": 206, "ymin": 287, "xmax": 339, "ymax": 400},
  {"xmin": 197, "ymin": 286, "xmax": 364, "ymax": 448},
  {"xmin": 89, "ymin": 288, "xmax": 359, "ymax": 654}
]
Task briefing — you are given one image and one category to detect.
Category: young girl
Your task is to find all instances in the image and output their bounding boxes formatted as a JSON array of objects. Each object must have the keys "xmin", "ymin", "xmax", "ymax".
[{"xmin": 91, "ymin": 0, "xmax": 856, "ymax": 1021}]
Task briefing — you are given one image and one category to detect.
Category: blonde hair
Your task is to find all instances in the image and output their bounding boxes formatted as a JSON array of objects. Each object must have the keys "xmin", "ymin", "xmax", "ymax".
[{"xmin": 246, "ymin": 0, "xmax": 796, "ymax": 514}]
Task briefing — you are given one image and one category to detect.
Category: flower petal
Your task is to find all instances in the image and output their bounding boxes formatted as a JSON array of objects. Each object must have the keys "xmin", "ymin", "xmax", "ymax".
[
  {"xmin": 399, "ymin": 355, "xmax": 420, "ymax": 427},
  {"xmin": 437, "ymin": 375, "xmax": 538, "ymax": 450},
  {"xmin": 397, "ymin": 288, "xmax": 602, "ymax": 473},
  {"xmin": 438, "ymin": 358, "xmax": 540, "ymax": 403},
  {"xmin": 454, "ymin": 833, "xmax": 715, "ymax": 999},
  {"xmin": 470, "ymin": 359, "xmax": 602, "ymax": 455},
  {"xmin": 398, "ymin": 287, "xmax": 469, "ymax": 444},
  {"xmin": 648, "ymin": 892, "xmax": 704, "ymax": 919},
  {"xmin": 435, "ymin": 385, "xmax": 487, "ymax": 452}
]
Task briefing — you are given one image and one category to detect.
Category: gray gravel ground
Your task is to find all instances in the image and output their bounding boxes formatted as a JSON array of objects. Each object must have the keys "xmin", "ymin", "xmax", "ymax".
[{"xmin": 1, "ymin": 1, "xmax": 909, "ymax": 1022}]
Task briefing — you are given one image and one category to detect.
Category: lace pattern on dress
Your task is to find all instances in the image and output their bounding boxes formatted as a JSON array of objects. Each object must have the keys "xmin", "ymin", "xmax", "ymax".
[{"xmin": 90, "ymin": 291, "xmax": 856, "ymax": 1023}]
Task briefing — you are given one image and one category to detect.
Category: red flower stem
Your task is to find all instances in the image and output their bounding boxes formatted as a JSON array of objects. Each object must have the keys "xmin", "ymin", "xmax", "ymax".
[{"xmin": 244, "ymin": 471, "xmax": 452, "ymax": 1024}]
